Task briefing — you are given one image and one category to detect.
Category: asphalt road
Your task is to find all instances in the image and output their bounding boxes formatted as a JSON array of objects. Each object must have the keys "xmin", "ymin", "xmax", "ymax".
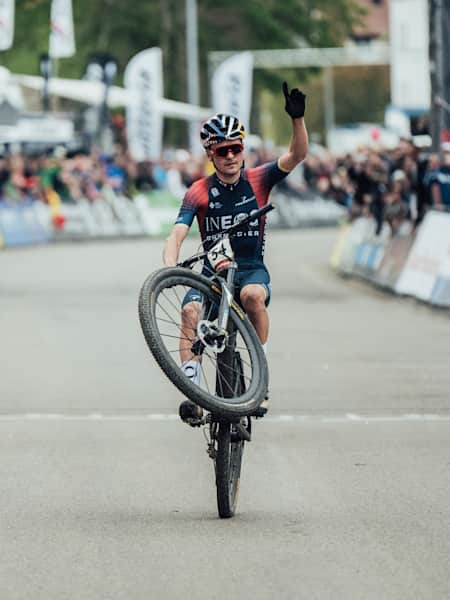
[{"xmin": 1, "ymin": 228, "xmax": 449, "ymax": 600}]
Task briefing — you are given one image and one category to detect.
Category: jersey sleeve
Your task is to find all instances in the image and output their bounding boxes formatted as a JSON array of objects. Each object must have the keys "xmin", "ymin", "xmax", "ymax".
[
  {"xmin": 245, "ymin": 161, "xmax": 289, "ymax": 207},
  {"xmin": 175, "ymin": 182, "xmax": 201, "ymax": 227}
]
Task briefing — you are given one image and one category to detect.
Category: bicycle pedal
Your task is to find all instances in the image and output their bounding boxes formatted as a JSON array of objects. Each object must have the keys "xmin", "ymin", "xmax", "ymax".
[
  {"xmin": 179, "ymin": 400, "xmax": 205, "ymax": 428},
  {"xmin": 252, "ymin": 396, "xmax": 269, "ymax": 419},
  {"xmin": 252, "ymin": 406, "xmax": 268, "ymax": 419},
  {"xmin": 186, "ymin": 417, "xmax": 204, "ymax": 428}
]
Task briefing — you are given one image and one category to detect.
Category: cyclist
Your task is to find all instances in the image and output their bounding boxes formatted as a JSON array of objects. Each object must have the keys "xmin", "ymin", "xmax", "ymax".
[{"xmin": 163, "ymin": 82, "xmax": 308, "ymax": 424}]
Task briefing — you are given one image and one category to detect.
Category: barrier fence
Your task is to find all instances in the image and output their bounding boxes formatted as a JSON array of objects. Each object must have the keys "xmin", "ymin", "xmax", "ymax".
[
  {"xmin": 0, "ymin": 190, "xmax": 346, "ymax": 248},
  {"xmin": 330, "ymin": 210, "xmax": 450, "ymax": 309}
]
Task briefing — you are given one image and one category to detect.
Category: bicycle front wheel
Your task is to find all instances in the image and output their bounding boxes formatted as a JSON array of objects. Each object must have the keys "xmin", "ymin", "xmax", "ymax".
[{"xmin": 138, "ymin": 267, "xmax": 268, "ymax": 419}]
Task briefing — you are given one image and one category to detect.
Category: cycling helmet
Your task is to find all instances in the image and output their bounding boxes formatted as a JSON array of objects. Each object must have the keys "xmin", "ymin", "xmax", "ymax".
[{"xmin": 200, "ymin": 113, "xmax": 245, "ymax": 148}]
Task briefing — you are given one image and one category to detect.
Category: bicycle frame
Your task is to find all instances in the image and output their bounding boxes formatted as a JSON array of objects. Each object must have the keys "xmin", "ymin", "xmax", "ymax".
[
  {"xmin": 179, "ymin": 202, "xmax": 275, "ymax": 355},
  {"xmin": 216, "ymin": 261, "xmax": 237, "ymax": 336}
]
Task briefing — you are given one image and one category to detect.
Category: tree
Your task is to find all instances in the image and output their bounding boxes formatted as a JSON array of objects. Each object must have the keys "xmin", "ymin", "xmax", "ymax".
[{"xmin": 2, "ymin": 0, "xmax": 363, "ymax": 144}]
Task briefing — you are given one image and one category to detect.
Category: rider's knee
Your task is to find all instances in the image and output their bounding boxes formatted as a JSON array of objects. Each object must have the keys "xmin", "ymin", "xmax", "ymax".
[
  {"xmin": 240, "ymin": 286, "xmax": 266, "ymax": 312},
  {"xmin": 182, "ymin": 301, "xmax": 201, "ymax": 324}
]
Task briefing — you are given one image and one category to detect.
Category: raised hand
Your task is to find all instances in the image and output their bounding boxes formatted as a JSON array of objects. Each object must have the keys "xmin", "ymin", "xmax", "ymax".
[{"xmin": 282, "ymin": 81, "xmax": 306, "ymax": 119}]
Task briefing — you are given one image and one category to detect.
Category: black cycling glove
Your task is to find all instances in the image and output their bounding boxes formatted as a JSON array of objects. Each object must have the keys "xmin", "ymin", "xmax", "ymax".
[{"xmin": 283, "ymin": 81, "xmax": 306, "ymax": 119}]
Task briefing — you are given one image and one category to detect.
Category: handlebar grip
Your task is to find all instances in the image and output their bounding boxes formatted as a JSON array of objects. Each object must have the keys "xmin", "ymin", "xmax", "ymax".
[
  {"xmin": 255, "ymin": 203, "xmax": 275, "ymax": 218},
  {"xmin": 227, "ymin": 203, "xmax": 275, "ymax": 235}
]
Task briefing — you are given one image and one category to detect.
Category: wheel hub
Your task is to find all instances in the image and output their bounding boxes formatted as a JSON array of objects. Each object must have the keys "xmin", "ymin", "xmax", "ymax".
[{"xmin": 197, "ymin": 320, "xmax": 227, "ymax": 353}]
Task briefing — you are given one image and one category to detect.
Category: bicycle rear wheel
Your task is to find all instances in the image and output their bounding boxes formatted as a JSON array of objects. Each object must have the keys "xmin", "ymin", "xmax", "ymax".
[
  {"xmin": 138, "ymin": 267, "xmax": 268, "ymax": 419},
  {"xmin": 215, "ymin": 420, "xmax": 245, "ymax": 518},
  {"xmin": 215, "ymin": 346, "xmax": 248, "ymax": 518}
]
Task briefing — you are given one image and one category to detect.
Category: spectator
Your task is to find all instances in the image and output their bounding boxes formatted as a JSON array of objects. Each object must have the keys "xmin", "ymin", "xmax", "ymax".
[
  {"xmin": 0, "ymin": 154, "xmax": 10, "ymax": 199},
  {"xmin": 428, "ymin": 145, "xmax": 450, "ymax": 210},
  {"xmin": 0, "ymin": 137, "xmax": 446, "ymax": 239},
  {"xmin": 135, "ymin": 161, "xmax": 156, "ymax": 193},
  {"xmin": 105, "ymin": 150, "xmax": 128, "ymax": 194}
]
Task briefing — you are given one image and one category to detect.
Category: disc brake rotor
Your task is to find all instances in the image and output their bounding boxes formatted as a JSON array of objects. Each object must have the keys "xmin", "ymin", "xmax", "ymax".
[{"xmin": 197, "ymin": 320, "xmax": 228, "ymax": 353}]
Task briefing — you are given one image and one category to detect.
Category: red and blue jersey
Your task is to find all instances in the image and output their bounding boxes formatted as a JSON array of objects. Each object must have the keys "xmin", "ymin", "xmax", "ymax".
[{"xmin": 175, "ymin": 161, "xmax": 288, "ymax": 269}]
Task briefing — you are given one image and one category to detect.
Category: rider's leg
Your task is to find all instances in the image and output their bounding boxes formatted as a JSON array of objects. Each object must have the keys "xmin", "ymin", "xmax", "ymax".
[
  {"xmin": 239, "ymin": 284, "xmax": 269, "ymax": 344},
  {"xmin": 180, "ymin": 300, "xmax": 202, "ymax": 386},
  {"xmin": 180, "ymin": 300, "xmax": 202, "ymax": 363},
  {"xmin": 179, "ymin": 299, "xmax": 203, "ymax": 424},
  {"xmin": 240, "ymin": 282, "xmax": 270, "ymax": 417}
]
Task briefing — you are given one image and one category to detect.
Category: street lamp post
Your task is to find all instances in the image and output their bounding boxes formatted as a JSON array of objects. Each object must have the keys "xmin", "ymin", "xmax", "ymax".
[
  {"xmin": 39, "ymin": 53, "xmax": 52, "ymax": 113},
  {"xmin": 429, "ymin": 0, "xmax": 447, "ymax": 153},
  {"xmin": 83, "ymin": 54, "xmax": 118, "ymax": 152},
  {"xmin": 100, "ymin": 59, "xmax": 118, "ymax": 152},
  {"xmin": 186, "ymin": 0, "xmax": 201, "ymax": 154}
]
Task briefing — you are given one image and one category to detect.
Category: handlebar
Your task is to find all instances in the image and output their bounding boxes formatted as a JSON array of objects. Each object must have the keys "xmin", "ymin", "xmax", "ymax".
[{"xmin": 226, "ymin": 203, "xmax": 275, "ymax": 236}]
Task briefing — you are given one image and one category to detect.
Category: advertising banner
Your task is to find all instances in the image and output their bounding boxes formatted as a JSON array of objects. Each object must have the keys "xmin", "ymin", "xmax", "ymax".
[
  {"xmin": 0, "ymin": 0, "xmax": 14, "ymax": 51},
  {"xmin": 375, "ymin": 234, "xmax": 415, "ymax": 289},
  {"xmin": 395, "ymin": 211, "xmax": 450, "ymax": 300},
  {"xmin": 430, "ymin": 234, "xmax": 450, "ymax": 307},
  {"xmin": 430, "ymin": 275, "xmax": 450, "ymax": 307},
  {"xmin": 211, "ymin": 52, "xmax": 253, "ymax": 130},
  {"xmin": 337, "ymin": 217, "xmax": 376, "ymax": 273},
  {"xmin": 0, "ymin": 202, "xmax": 52, "ymax": 246},
  {"xmin": 329, "ymin": 224, "xmax": 351, "ymax": 269},
  {"xmin": 124, "ymin": 47, "xmax": 163, "ymax": 162},
  {"xmin": 389, "ymin": 0, "xmax": 430, "ymax": 110},
  {"xmin": 49, "ymin": 0, "xmax": 76, "ymax": 59}
]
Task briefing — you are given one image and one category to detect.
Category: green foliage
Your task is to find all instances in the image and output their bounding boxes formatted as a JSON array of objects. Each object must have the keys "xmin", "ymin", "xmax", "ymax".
[
  {"xmin": 266, "ymin": 65, "xmax": 390, "ymax": 146},
  {"xmin": 1, "ymin": 0, "xmax": 364, "ymax": 144},
  {"xmin": 334, "ymin": 65, "xmax": 390, "ymax": 125}
]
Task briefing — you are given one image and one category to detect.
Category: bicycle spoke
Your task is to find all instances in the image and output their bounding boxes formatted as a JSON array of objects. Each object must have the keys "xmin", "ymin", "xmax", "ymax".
[
  {"xmin": 233, "ymin": 351, "xmax": 253, "ymax": 370},
  {"xmin": 198, "ymin": 360, "xmax": 211, "ymax": 394},
  {"xmin": 202, "ymin": 351, "xmax": 226, "ymax": 396},
  {"xmin": 215, "ymin": 361, "xmax": 237, "ymax": 397},
  {"xmin": 156, "ymin": 298, "xmax": 184, "ymax": 334},
  {"xmin": 159, "ymin": 288, "xmax": 186, "ymax": 323},
  {"xmin": 157, "ymin": 329, "xmax": 196, "ymax": 344},
  {"xmin": 155, "ymin": 315, "xmax": 183, "ymax": 327},
  {"xmin": 219, "ymin": 358, "xmax": 252, "ymax": 387}
]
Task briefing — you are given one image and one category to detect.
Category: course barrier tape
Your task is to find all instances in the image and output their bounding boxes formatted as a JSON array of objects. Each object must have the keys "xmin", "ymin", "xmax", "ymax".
[{"xmin": 331, "ymin": 211, "xmax": 450, "ymax": 308}]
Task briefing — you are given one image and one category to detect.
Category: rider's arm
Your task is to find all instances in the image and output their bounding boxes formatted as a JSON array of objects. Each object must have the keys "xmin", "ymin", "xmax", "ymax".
[
  {"xmin": 278, "ymin": 117, "xmax": 309, "ymax": 173},
  {"xmin": 163, "ymin": 224, "xmax": 190, "ymax": 266},
  {"xmin": 278, "ymin": 81, "xmax": 309, "ymax": 173}
]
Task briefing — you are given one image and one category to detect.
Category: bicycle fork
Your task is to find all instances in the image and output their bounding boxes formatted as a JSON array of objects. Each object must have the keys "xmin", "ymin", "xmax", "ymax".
[{"xmin": 216, "ymin": 261, "xmax": 237, "ymax": 335}]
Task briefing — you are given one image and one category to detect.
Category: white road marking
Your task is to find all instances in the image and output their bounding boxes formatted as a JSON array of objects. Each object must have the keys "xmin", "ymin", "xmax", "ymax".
[{"xmin": 0, "ymin": 413, "xmax": 449, "ymax": 423}]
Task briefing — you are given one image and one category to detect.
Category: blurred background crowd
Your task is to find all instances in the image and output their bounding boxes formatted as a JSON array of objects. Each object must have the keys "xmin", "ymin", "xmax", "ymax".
[
  {"xmin": 2, "ymin": 135, "xmax": 449, "ymax": 236},
  {"xmin": 1, "ymin": 0, "xmax": 450, "ymax": 241}
]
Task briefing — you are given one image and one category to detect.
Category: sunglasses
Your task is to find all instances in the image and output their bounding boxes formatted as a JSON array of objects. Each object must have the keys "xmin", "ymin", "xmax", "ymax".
[{"xmin": 213, "ymin": 143, "xmax": 244, "ymax": 157}]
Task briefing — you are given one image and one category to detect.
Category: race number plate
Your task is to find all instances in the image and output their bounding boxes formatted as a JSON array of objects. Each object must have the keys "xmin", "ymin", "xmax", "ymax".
[{"xmin": 207, "ymin": 237, "xmax": 234, "ymax": 271}]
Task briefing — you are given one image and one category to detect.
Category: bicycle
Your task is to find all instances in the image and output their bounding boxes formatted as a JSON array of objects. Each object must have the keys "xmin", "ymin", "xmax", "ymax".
[{"xmin": 138, "ymin": 203, "xmax": 274, "ymax": 518}]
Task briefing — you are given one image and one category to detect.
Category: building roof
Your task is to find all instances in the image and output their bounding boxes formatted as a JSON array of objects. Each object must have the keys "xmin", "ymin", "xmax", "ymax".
[{"xmin": 352, "ymin": 0, "xmax": 389, "ymax": 40}]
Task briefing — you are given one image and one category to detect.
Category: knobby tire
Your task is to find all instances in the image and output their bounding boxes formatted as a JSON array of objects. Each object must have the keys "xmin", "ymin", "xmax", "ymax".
[{"xmin": 138, "ymin": 267, "xmax": 268, "ymax": 419}]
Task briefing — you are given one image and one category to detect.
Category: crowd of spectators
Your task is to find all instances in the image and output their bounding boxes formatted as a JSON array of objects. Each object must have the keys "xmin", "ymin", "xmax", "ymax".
[
  {"xmin": 300, "ymin": 139, "xmax": 450, "ymax": 235},
  {"xmin": 0, "ymin": 144, "xmax": 206, "ymax": 207},
  {"xmin": 1, "ymin": 136, "xmax": 449, "ymax": 237}
]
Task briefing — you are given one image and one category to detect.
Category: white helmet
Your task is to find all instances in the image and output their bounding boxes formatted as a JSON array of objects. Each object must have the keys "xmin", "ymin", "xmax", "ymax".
[{"xmin": 200, "ymin": 113, "xmax": 245, "ymax": 148}]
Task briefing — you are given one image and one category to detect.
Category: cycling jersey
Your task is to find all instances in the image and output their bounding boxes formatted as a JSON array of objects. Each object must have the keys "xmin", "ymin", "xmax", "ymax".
[{"xmin": 175, "ymin": 160, "xmax": 288, "ymax": 269}]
